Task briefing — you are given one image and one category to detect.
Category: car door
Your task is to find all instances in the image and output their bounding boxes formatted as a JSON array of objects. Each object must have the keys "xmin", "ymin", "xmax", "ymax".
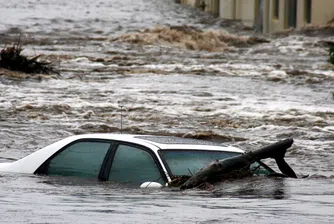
[
  {"xmin": 35, "ymin": 140, "xmax": 113, "ymax": 178},
  {"xmin": 106, "ymin": 143, "xmax": 166, "ymax": 185}
]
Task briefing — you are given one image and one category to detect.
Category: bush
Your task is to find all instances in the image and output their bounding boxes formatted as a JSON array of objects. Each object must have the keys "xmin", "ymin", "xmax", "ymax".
[
  {"xmin": 329, "ymin": 47, "xmax": 334, "ymax": 65},
  {"xmin": 0, "ymin": 41, "xmax": 56, "ymax": 74}
]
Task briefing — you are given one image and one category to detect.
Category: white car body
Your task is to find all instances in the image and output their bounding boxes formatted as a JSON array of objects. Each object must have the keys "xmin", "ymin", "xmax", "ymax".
[{"xmin": 0, "ymin": 134, "xmax": 245, "ymax": 184}]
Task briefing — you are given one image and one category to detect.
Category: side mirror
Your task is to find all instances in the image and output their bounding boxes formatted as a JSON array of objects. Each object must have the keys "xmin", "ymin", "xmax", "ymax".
[{"xmin": 140, "ymin": 182, "xmax": 163, "ymax": 188}]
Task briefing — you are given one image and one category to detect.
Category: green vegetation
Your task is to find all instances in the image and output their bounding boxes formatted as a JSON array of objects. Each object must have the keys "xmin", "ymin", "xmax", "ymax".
[{"xmin": 329, "ymin": 47, "xmax": 334, "ymax": 65}]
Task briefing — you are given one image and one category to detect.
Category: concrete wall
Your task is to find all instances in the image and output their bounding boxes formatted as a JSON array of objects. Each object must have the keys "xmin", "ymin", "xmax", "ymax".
[
  {"xmin": 219, "ymin": 0, "xmax": 235, "ymax": 19},
  {"xmin": 212, "ymin": 0, "xmax": 220, "ymax": 15},
  {"xmin": 268, "ymin": 0, "xmax": 334, "ymax": 32},
  {"xmin": 235, "ymin": 0, "xmax": 256, "ymax": 27},
  {"xmin": 308, "ymin": 0, "xmax": 334, "ymax": 25},
  {"xmin": 296, "ymin": 0, "xmax": 306, "ymax": 27},
  {"xmin": 261, "ymin": 0, "xmax": 270, "ymax": 33},
  {"xmin": 268, "ymin": 0, "xmax": 287, "ymax": 33},
  {"xmin": 205, "ymin": 0, "xmax": 213, "ymax": 13},
  {"xmin": 218, "ymin": 0, "xmax": 256, "ymax": 25},
  {"xmin": 203, "ymin": 0, "xmax": 219, "ymax": 15},
  {"xmin": 180, "ymin": 0, "xmax": 334, "ymax": 33},
  {"xmin": 297, "ymin": 0, "xmax": 334, "ymax": 28}
]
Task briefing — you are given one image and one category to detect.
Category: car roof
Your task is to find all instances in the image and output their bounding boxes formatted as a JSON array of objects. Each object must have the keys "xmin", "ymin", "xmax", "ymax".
[
  {"xmin": 72, "ymin": 133, "xmax": 244, "ymax": 153},
  {"xmin": 134, "ymin": 135, "xmax": 227, "ymax": 146},
  {"xmin": 1, "ymin": 133, "xmax": 243, "ymax": 174}
]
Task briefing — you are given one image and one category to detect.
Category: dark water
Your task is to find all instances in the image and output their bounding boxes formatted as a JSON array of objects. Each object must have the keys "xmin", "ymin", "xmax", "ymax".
[{"xmin": 0, "ymin": 0, "xmax": 334, "ymax": 223}]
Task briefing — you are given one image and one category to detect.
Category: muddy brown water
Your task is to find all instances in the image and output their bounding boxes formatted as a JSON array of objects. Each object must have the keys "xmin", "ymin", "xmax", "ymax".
[{"xmin": 0, "ymin": 0, "xmax": 334, "ymax": 223}]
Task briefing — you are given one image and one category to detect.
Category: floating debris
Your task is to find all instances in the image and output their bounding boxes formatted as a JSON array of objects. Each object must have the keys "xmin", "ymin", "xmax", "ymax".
[{"xmin": 179, "ymin": 139, "xmax": 297, "ymax": 190}]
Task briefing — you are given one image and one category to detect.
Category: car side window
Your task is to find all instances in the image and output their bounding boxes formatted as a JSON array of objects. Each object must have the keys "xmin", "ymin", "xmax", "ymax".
[
  {"xmin": 108, "ymin": 144, "xmax": 163, "ymax": 184},
  {"xmin": 47, "ymin": 141, "xmax": 111, "ymax": 178}
]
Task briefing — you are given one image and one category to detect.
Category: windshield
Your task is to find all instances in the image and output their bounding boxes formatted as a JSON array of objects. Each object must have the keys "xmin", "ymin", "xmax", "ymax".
[
  {"xmin": 160, "ymin": 150, "xmax": 274, "ymax": 177},
  {"xmin": 160, "ymin": 150, "xmax": 241, "ymax": 176}
]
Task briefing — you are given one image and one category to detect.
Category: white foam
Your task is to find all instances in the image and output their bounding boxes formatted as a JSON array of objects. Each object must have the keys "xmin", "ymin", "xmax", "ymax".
[{"xmin": 267, "ymin": 70, "xmax": 288, "ymax": 79}]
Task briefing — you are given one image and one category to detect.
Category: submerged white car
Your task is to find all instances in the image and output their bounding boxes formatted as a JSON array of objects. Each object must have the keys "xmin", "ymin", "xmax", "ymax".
[{"xmin": 0, "ymin": 134, "xmax": 277, "ymax": 187}]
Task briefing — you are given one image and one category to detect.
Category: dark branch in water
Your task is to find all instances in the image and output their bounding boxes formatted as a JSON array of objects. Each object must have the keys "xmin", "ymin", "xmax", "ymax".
[{"xmin": 177, "ymin": 139, "xmax": 297, "ymax": 190}]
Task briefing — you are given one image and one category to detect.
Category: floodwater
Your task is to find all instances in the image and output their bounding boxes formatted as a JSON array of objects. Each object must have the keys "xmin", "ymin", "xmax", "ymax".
[{"xmin": 0, "ymin": 0, "xmax": 333, "ymax": 223}]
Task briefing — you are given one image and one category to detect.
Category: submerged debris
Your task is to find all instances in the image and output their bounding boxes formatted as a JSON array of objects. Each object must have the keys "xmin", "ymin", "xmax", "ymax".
[
  {"xmin": 111, "ymin": 25, "xmax": 269, "ymax": 52},
  {"xmin": 0, "ymin": 40, "xmax": 57, "ymax": 75}
]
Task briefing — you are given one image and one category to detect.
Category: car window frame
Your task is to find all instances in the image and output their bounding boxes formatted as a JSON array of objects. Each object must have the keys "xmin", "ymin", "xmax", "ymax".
[
  {"xmin": 34, "ymin": 138, "xmax": 115, "ymax": 180},
  {"xmin": 100, "ymin": 141, "xmax": 168, "ymax": 184}
]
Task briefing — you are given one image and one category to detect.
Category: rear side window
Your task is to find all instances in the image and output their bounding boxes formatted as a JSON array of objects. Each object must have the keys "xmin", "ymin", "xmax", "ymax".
[
  {"xmin": 47, "ymin": 141, "xmax": 111, "ymax": 178},
  {"xmin": 108, "ymin": 144, "xmax": 163, "ymax": 184}
]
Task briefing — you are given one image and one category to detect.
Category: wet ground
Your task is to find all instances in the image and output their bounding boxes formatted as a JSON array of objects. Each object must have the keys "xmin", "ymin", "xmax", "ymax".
[{"xmin": 0, "ymin": 0, "xmax": 334, "ymax": 223}]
